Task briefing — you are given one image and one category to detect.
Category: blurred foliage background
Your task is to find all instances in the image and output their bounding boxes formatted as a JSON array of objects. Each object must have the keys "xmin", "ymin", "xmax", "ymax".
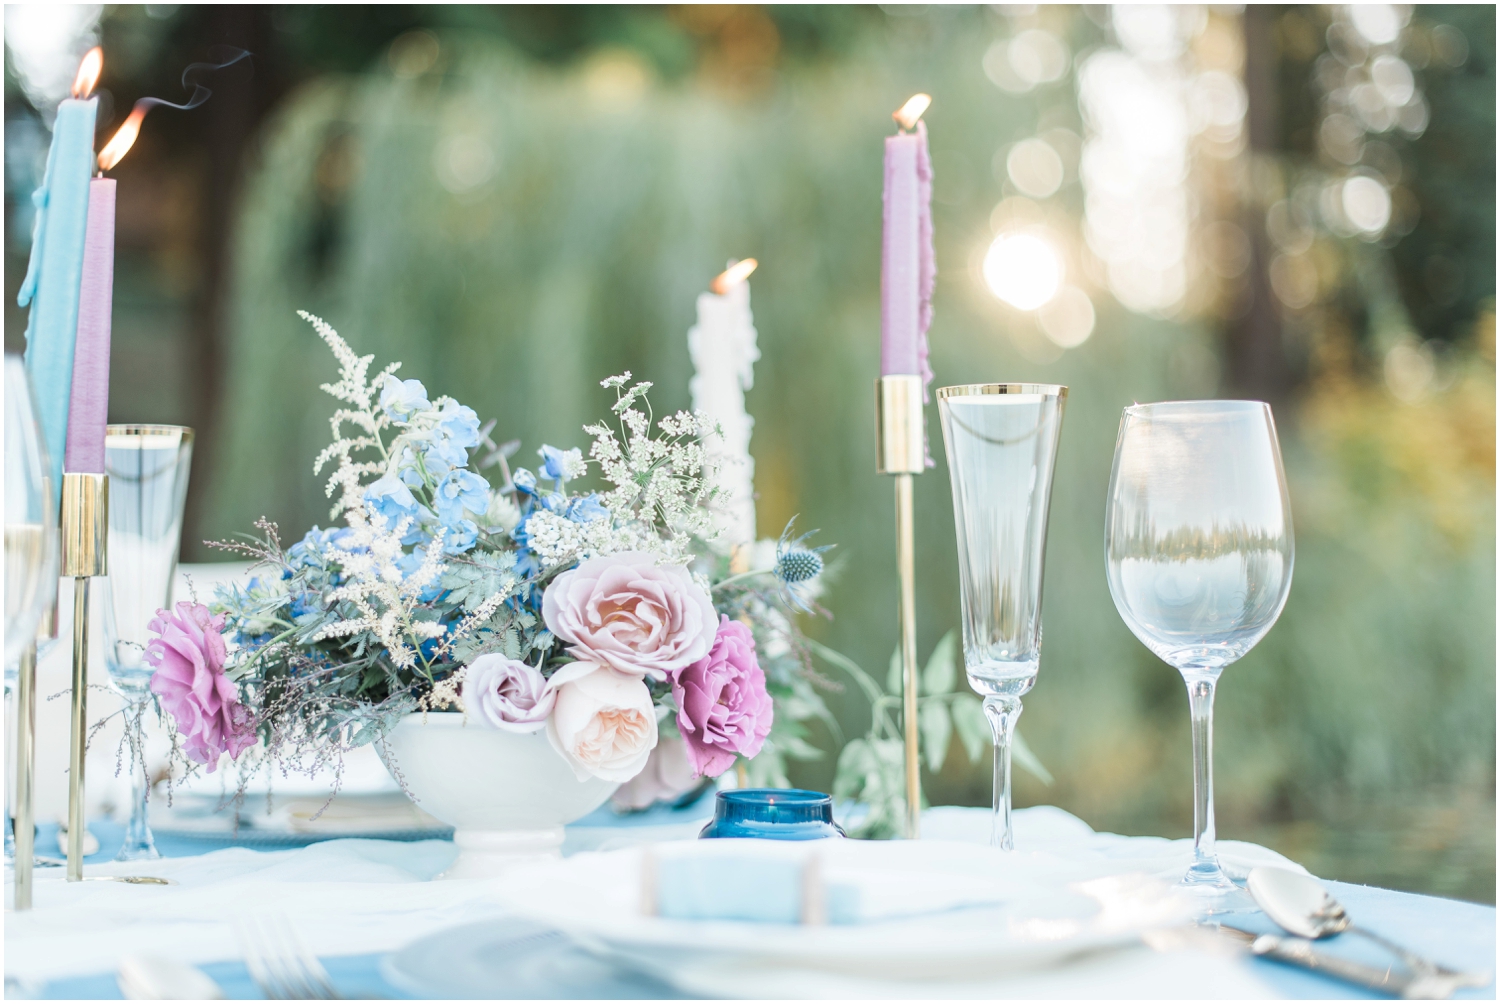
[{"xmin": 5, "ymin": 4, "xmax": 1493, "ymax": 902}]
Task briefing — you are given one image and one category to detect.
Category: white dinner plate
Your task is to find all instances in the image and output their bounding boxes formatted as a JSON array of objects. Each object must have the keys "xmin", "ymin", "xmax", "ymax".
[{"xmin": 496, "ymin": 838, "xmax": 1195, "ymax": 991}]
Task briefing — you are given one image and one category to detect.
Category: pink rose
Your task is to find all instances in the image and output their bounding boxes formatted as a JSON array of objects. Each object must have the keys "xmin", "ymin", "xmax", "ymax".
[
  {"xmin": 541, "ymin": 551, "xmax": 716, "ymax": 681},
  {"xmin": 146, "ymin": 601, "xmax": 256, "ymax": 771},
  {"xmin": 461, "ymin": 655, "xmax": 555, "ymax": 733},
  {"xmin": 673, "ymin": 616, "xmax": 773, "ymax": 778},
  {"xmin": 545, "ymin": 662, "xmax": 658, "ymax": 782}
]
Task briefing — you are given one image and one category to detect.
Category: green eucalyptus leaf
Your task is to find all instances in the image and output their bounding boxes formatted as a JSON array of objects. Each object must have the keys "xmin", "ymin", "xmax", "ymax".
[
  {"xmin": 951, "ymin": 693, "xmax": 990, "ymax": 763},
  {"xmin": 1013, "ymin": 731, "xmax": 1054, "ymax": 786},
  {"xmin": 886, "ymin": 647, "xmax": 902, "ymax": 696},
  {"xmin": 921, "ymin": 630, "xmax": 958, "ymax": 696},
  {"xmin": 919, "ymin": 699, "xmax": 952, "ymax": 772}
]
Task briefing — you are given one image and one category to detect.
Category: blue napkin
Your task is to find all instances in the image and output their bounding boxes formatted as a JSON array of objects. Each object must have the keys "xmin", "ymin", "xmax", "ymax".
[{"xmin": 654, "ymin": 853, "xmax": 860, "ymax": 925}]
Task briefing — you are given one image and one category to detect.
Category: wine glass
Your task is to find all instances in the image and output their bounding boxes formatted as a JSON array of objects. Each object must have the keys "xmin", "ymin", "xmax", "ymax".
[
  {"xmin": 101, "ymin": 424, "xmax": 195, "ymax": 861},
  {"xmin": 5, "ymin": 357, "xmax": 57, "ymax": 660},
  {"xmin": 5, "ymin": 355, "xmax": 58, "ymax": 867},
  {"xmin": 937, "ymin": 383, "xmax": 1067, "ymax": 850},
  {"xmin": 1105, "ymin": 400, "xmax": 1293, "ymax": 908}
]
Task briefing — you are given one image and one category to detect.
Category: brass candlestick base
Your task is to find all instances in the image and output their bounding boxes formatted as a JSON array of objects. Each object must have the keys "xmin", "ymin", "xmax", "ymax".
[
  {"xmin": 60, "ymin": 472, "xmax": 107, "ymax": 882},
  {"xmin": 875, "ymin": 375, "xmax": 924, "ymax": 839}
]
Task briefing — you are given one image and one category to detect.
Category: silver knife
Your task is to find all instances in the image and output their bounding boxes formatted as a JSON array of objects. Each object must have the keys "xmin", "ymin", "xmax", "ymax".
[{"xmin": 1221, "ymin": 926, "xmax": 1464, "ymax": 1000}]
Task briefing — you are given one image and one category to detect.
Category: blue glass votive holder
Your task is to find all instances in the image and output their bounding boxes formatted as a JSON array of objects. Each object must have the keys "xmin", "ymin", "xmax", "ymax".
[{"xmin": 698, "ymin": 788, "xmax": 846, "ymax": 840}]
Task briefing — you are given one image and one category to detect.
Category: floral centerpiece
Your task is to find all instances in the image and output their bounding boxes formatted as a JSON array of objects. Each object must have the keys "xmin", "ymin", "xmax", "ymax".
[{"xmin": 147, "ymin": 313, "xmax": 835, "ymax": 804}]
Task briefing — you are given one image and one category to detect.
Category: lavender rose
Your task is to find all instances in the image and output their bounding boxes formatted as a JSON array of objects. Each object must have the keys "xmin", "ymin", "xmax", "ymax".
[
  {"xmin": 146, "ymin": 601, "xmax": 256, "ymax": 771},
  {"xmin": 545, "ymin": 662, "xmax": 658, "ymax": 782},
  {"xmin": 461, "ymin": 655, "xmax": 555, "ymax": 733},
  {"xmin": 673, "ymin": 616, "xmax": 773, "ymax": 778},
  {"xmin": 541, "ymin": 551, "xmax": 716, "ymax": 681}
]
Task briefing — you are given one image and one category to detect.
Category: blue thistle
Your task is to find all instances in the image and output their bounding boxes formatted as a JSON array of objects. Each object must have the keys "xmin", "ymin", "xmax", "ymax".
[
  {"xmin": 775, "ymin": 548, "xmax": 823, "ymax": 584},
  {"xmin": 773, "ymin": 517, "xmax": 833, "ymax": 611}
]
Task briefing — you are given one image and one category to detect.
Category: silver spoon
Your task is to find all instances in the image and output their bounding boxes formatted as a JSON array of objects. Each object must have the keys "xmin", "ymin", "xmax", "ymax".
[{"xmin": 1247, "ymin": 866, "xmax": 1490, "ymax": 989}]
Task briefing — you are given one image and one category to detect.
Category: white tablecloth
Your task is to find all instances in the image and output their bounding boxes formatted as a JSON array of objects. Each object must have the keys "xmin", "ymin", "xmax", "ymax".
[{"xmin": 6, "ymin": 806, "xmax": 1297, "ymax": 997}]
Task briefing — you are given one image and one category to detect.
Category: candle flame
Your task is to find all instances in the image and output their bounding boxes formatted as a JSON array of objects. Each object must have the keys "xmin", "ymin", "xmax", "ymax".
[
  {"xmin": 893, "ymin": 93, "xmax": 931, "ymax": 131},
  {"xmin": 711, "ymin": 258, "xmax": 758, "ymax": 295},
  {"xmin": 97, "ymin": 106, "xmax": 146, "ymax": 171},
  {"xmin": 72, "ymin": 47, "xmax": 103, "ymax": 99}
]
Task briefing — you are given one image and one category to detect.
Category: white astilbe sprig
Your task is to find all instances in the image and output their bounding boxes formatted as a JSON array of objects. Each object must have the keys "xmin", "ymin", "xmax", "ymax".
[
  {"xmin": 299, "ymin": 311, "xmax": 399, "ymax": 518},
  {"xmin": 311, "ymin": 506, "xmax": 447, "ymax": 670},
  {"xmin": 584, "ymin": 374, "xmax": 722, "ymax": 561}
]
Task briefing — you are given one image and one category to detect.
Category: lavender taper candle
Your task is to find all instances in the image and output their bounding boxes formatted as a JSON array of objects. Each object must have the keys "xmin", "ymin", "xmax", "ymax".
[
  {"xmin": 879, "ymin": 104, "xmax": 935, "ymax": 397},
  {"xmin": 64, "ymin": 178, "xmax": 116, "ymax": 474}
]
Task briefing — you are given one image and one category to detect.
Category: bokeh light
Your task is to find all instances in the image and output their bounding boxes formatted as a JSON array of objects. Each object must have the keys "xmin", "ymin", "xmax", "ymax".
[
  {"xmin": 1006, "ymin": 138, "xmax": 1064, "ymax": 199},
  {"xmin": 1037, "ymin": 285, "xmax": 1096, "ymax": 347},
  {"xmin": 1349, "ymin": 4, "xmax": 1406, "ymax": 46},
  {"xmin": 982, "ymin": 232, "xmax": 1062, "ymax": 311},
  {"xmin": 1341, "ymin": 175, "xmax": 1392, "ymax": 234}
]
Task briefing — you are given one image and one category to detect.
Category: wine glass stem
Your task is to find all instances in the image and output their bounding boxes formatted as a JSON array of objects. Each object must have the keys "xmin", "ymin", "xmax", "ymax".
[
  {"xmin": 982, "ymin": 695, "xmax": 1022, "ymax": 851},
  {"xmin": 1186, "ymin": 676, "xmax": 1221, "ymax": 879}
]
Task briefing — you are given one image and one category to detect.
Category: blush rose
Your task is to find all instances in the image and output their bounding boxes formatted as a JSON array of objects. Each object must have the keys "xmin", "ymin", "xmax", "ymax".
[{"xmin": 541, "ymin": 551, "xmax": 716, "ymax": 681}]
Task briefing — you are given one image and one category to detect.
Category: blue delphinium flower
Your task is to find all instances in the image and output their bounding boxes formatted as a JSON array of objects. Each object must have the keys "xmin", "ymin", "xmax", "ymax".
[
  {"xmin": 421, "ymin": 430, "xmax": 470, "ymax": 477},
  {"xmin": 512, "ymin": 467, "xmax": 537, "ymax": 497},
  {"xmin": 438, "ymin": 401, "xmax": 482, "ymax": 449},
  {"xmin": 288, "ymin": 525, "xmax": 353, "ymax": 569},
  {"xmin": 395, "ymin": 445, "xmax": 428, "ymax": 487},
  {"xmin": 364, "ymin": 474, "xmax": 420, "ymax": 525},
  {"xmin": 380, "ymin": 378, "xmax": 430, "ymax": 421},
  {"xmin": 434, "ymin": 469, "xmax": 490, "ymax": 525},
  {"xmin": 565, "ymin": 493, "xmax": 608, "ymax": 524},
  {"xmin": 442, "ymin": 518, "xmax": 479, "ymax": 555},
  {"xmin": 538, "ymin": 444, "xmax": 584, "ymax": 484}
]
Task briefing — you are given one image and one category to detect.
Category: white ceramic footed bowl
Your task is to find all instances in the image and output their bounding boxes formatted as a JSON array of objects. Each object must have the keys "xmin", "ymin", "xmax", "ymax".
[{"xmin": 377, "ymin": 712, "xmax": 617, "ymax": 879}]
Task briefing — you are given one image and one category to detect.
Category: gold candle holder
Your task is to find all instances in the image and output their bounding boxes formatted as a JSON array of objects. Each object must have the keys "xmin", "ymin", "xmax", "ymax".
[
  {"xmin": 60, "ymin": 471, "xmax": 107, "ymax": 881},
  {"xmin": 875, "ymin": 375, "xmax": 924, "ymax": 839}
]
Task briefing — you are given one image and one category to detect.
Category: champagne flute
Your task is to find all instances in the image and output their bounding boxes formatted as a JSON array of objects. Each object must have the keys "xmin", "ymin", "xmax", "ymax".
[
  {"xmin": 1105, "ymin": 400, "xmax": 1293, "ymax": 908},
  {"xmin": 937, "ymin": 383, "xmax": 1066, "ymax": 850},
  {"xmin": 101, "ymin": 424, "xmax": 195, "ymax": 861}
]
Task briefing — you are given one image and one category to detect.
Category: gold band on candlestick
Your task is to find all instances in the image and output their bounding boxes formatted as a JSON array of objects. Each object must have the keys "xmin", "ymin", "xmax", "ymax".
[
  {"xmin": 875, "ymin": 376, "xmax": 924, "ymax": 839},
  {"xmin": 60, "ymin": 472, "xmax": 107, "ymax": 881},
  {"xmin": 60, "ymin": 472, "xmax": 108, "ymax": 578}
]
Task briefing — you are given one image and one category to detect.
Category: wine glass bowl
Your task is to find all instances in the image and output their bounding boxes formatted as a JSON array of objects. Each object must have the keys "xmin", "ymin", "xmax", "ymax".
[
  {"xmin": 938, "ymin": 383, "xmax": 1066, "ymax": 850},
  {"xmin": 4, "ymin": 357, "xmax": 58, "ymax": 661},
  {"xmin": 1105, "ymin": 399, "xmax": 1293, "ymax": 905},
  {"xmin": 1106, "ymin": 400, "xmax": 1292, "ymax": 676}
]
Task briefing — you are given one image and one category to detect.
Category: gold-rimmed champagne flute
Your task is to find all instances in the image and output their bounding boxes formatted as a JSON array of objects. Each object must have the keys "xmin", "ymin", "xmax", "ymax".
[{"xmin": 101, "ymin": 424, "xmax": 195, "ymax": 861}]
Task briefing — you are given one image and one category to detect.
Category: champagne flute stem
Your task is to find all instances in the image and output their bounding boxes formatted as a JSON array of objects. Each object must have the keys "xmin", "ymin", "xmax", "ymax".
[
  {"xmin": 1185, "ymin": 676, "xmax": 1224, "ymax": 883},
  {"xmin": 117, "ymin": 697, "xmax": 159, "ymax": 861},
  {"xmin": 983, "ymin": 695, "xmax": 1022, "ymax": 850}
]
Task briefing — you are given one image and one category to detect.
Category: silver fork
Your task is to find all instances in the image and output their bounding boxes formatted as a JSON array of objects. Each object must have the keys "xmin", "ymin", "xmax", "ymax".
[{"xmin": 235, "ymin": 914, "xmax": 341, "ymax": 1000}]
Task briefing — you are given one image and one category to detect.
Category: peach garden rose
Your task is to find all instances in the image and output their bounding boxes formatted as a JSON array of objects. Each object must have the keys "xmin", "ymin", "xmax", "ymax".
[{"xmin": 544, "ymin": 661, "xmax": 659, "ymax": 782}]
